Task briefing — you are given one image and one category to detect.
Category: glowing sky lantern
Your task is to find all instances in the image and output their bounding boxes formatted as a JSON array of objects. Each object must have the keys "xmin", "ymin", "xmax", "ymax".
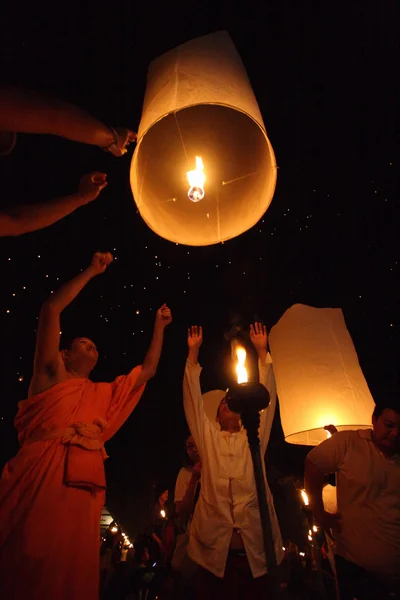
[
  {"xmin": 269, "ymin": 304, "xmax": 375, "ymax": 446},
  {"xmin": 130, "ymin": 31, "xmax": 277, "ymax": 246}
]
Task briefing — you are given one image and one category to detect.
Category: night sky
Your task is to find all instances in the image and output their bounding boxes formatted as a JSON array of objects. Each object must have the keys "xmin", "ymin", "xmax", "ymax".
[{"xmin": 0, "ymin": 2, "xmax": 398, "ymax": 536}]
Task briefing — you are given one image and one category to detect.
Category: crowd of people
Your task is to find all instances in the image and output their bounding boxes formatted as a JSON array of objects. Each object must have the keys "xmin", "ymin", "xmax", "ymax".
[{"xmin": 0, "ymin": 86, "xmax": 399, "ymax": 600}]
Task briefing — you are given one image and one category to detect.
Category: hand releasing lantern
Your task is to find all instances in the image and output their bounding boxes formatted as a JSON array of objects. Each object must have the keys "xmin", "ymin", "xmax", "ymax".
[{"xmin": 187, "ymin": 156, "xmax": 205, "ymax": 202}]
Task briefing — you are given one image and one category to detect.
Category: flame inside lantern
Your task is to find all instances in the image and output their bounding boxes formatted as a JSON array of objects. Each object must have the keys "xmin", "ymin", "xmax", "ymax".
[{"xmin": 187, "ymin": 156, "xmax": 205, "ymax": 202}]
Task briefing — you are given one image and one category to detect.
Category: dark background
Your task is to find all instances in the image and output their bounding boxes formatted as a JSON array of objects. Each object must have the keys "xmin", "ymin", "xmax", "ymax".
[{"xmin": 0, "ymin": 1, "xmax": 398, "ymax": 536}]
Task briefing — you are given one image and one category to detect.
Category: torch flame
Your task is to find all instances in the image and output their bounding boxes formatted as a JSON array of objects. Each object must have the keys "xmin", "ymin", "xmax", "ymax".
[
  {"xmin": 235, "ymin": 346, "xmax": 248, "ymax": 384},
  {"xmin": 301, "ymin": 489, "xmax": 309, "ymax": 506},
  {"xmin": 187, "ymin": 156, "xmax": 205, "ymax": 202}
]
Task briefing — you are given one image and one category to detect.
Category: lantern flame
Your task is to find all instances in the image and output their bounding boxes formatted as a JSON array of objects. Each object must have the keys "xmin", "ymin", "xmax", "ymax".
[
  {"xmin": 300, "ymin": 489, "xmax": 309, "ymax": 506},
  {"xmin": 160, "ymin": 509, "xmax": 166, "ymax": 518},
  {"xmin": 187, "ymin": 156, "xmax": 205, "ymax": 202},
  {"xmin": 235, "ymin": 346, "xmax": 248, "ymax": 384}
]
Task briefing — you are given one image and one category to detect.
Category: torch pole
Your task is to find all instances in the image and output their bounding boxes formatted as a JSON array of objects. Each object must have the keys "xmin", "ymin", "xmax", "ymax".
[{"xmin": 240, "ymin": 407, "xmax": 277, "ymax": 572}]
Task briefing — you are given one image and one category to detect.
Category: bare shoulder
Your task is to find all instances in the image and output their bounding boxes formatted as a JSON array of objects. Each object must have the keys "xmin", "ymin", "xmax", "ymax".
[{"xmin": 28, "ymin": 358, "xmax": 68, "ymax": 396}]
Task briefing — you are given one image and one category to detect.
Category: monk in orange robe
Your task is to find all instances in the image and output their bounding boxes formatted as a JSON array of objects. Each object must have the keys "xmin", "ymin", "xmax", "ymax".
[{"xmin": 0, "ymin": 251, "xmax": 172, "ymax": 600}]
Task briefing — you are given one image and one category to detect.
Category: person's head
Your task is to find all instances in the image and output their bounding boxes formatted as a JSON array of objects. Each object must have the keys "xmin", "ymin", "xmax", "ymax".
[
  {"xmin": 60, "ymin": 337, "xmax": 99, "ymax": 376},
  {"xmin": 185, "ymin": 435, "xmax": 200, "ymax": 465},
  {"xmin": 216, "ymin": 394, "xmax": 241, "ymax": 432},
  {"xmin": 372, "ymin": 403, "xmax": 400, "ymax": 455}
]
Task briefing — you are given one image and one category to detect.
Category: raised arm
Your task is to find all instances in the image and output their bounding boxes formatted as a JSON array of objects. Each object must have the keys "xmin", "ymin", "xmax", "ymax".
[
  {"xmin": 249, "ymin": 322, "xmax": 276, "ymax": 450},
  {"xmin": 183, "ymin": 326, "xmax": 207, "ymax": 452},
  {"xmin": 0, "ymin": 85, "xmax": 136, "ymax": 156},
  {"xmin": 133, "ymin": 304, "xmax": 172, "ymax": 389},
  {"xmin": 0, "ymin": 172, "xmax": 106, "ymax": 237},
  {"xmin": 29, "ymin": 252, "xmax": 113, "ymax": 395}
]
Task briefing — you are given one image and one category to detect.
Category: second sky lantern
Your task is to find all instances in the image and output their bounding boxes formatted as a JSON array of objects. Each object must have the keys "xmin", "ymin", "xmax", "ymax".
[{"xmin": 130, "ymin": 31, "xmax": 277, "ymax": 246}]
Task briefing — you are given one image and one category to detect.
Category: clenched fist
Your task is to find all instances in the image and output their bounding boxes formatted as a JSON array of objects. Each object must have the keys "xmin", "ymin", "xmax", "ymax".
[
  {"xmin": 155, "ymin": 304, "xmax": 172, "ymax": 329},
  {"xmin": 88, "ymin": 251, "xmax": 113, "ymax": 275},
  {"xmin": 104, "ymin": 128, "xmax": 137, "ymax": 157},
  {"xmin": 78, "ymin": 172, "xmax": 108, "ymax": 203}
]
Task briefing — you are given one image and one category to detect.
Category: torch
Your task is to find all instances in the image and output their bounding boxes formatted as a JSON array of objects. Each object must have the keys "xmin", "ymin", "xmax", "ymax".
[{"xmin": 225, "ymin": 343, "xmax": 277, "ymax": 571}]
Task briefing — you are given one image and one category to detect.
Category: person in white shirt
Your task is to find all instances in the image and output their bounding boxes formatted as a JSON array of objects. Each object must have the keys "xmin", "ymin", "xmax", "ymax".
[
  {"xmin": 171, "ymin": 435, "xmax": 202, "ymax": 595},
  {"xmin": 183, "ymin": 323, "xmax": 283, "ymax": 600},
  {"xmin": 305, "ymin": 402, "xmax": 400, "ymax": 599}
]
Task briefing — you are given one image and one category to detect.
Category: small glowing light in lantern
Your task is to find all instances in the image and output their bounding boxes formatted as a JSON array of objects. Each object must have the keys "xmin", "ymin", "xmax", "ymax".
[
  {"xmin": 312, "ymin": 525, "xmax": 318, "ymax": 532},
  {"xmin": 299, "ymin": 552, "xmax": 305, "ymax": 557},
  {"xmin": 160, "ymin": 509, "xmax": 166, "ymax": 518},
  {"xmin": 235, "ymin": 346, "xmax": 248, "ymax": 384},
  {"xmin": 187, "ymin": 156, "xmax": 205, "ymax": 203},
  {"xmin": 308, "ymin": 534, "xmax": 313, "ymax": 541},
  {"xmin": 111, "ymin": 526, "xmax": 118, "ymax": 533},
  {"xmin": 301, "ymin": 490, "xmax": 309, "ymax": 506}
]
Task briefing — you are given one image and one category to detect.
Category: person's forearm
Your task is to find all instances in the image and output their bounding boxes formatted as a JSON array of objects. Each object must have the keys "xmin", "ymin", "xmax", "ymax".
[
  {"xmin": 176, "ymin": 476, "xmax": 198, "ymax": 519},
  {"xmin": 3, "ymin": 192, "xmax": 91, "ymax": 237},
  {"xmin": 141, "ymin": 326, "xmax": 165, "ymax": 379},
  {"xmin": 257, "ymin": 347, "xmax": 268, "ymax": 362},
  {"xmin": 304, "ymin": 458, "xmax": 326, "ymax": 516},
  {"xmin": 188, "ymin": 348, "xmax": 199, "ymax": 364},
  {"xmin": 0, "ymin": 86, "xmax": 114, "ymax": 147},
  {"xmin": 45, "ymin": 266, "xmax": 95, "ymax": 313}
]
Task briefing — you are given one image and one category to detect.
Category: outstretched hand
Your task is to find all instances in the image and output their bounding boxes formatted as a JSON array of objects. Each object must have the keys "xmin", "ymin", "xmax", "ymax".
[
  {"xmin": 106, "ymin": 128, "xmax": 137, "ymax": 157},
  {"xmin": 188, "ymin": 326, "xmax": 203, "ymax": 350},
  {"xmin": 78, "ymin": 172, "xmax": 107, "ymax": 203},
  {"xmin": 88, "ymin": 251, "xmax": 113, "ymax": 275},
  {"xmin": 250, "ymin": 322, "xmax": 268, "ymax": 351},
  {"xmin": 155, "ymin": 304, "xmax": 172, "ymax": 329}
]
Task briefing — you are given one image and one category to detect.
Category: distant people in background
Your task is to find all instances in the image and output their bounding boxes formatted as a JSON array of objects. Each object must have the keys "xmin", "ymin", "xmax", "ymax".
[
  {"xmin": 171, "ymin": 435, "xmax": 202, "ymax": 597},
  {"xmin": 0, "ymin": 84, "xmax": 135, "ymax": 236},
  {"xmin": 0, "ymin": 251, "xmax": 172, "ymax": 600},
  {"xmin": 305, "ymin": 402, "xmax": 400, "ymax": 599},
  {"xmin": 174, "ymin": 435, "xmax": 202, "ymax": 528},
  {"xmin": 147, "ymin": 487, "xmax": 170, "ymax": 566}
]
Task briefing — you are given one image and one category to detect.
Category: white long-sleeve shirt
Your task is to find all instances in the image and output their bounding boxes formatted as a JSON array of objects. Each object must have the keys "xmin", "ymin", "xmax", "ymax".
[{"xmin": 183, "ymin": 354, "xmax": 284, "ymax": 579}]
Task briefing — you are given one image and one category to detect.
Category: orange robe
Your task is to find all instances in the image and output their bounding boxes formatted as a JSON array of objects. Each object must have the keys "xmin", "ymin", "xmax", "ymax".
[{"xmin": 0, "ymin": 367, "xmax": 146, "ymax": 600}]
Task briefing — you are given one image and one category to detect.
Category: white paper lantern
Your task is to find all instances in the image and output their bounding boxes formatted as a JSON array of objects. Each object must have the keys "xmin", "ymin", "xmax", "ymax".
[
  {"xmin": 269, "ymin": 304, "xmax": 375, "ymax": 445},
  {"xmin": 130, "ymin": 31, "xmax": 277, "ymax": 246}
]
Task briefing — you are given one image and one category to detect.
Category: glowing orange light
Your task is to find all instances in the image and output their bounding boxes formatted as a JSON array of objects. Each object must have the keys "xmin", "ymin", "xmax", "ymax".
[
  {"xmin": 235, "ymin": 346, "xmax": 248, "ymax": 384},
  {"xmin": 187, "ymin": 157, "xmax": 205, "ymax": 202},
  {"xmin": 301, "ymin": 489, "xmax": 309, "ymax": 506}
]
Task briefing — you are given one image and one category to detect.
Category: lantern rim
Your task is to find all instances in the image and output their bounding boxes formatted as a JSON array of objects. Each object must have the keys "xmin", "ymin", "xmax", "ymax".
[
  {"xmin": 284, "ymin": 424, "xmax": 372, "ymax": 446},
  {"xmin": 135, "ymin": 102, "xmax": 273, "ymax": 147},
  {"xmin": 131, "ymin": 104, "xmax": 277, "ymax": 246}
]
